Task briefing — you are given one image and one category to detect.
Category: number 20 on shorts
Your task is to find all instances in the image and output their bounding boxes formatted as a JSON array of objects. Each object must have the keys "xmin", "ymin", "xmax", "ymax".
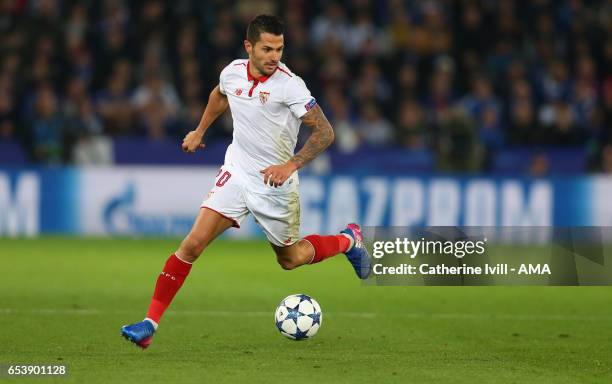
[{"xmin": 216, "ymin": 171, "xmax": 231, "ymax": 187}]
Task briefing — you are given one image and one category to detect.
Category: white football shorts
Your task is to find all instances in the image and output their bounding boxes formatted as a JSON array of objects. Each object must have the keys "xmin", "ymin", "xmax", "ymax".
[{"xmin": 201, "ymin": 165, "xmax": 300, "ymax": 247}]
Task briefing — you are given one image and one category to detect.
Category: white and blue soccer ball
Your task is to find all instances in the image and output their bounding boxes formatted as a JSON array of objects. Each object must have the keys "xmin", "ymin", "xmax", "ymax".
[{"xmin": 275, "ymin": 294, "xmax": 322, "ymax": 340}]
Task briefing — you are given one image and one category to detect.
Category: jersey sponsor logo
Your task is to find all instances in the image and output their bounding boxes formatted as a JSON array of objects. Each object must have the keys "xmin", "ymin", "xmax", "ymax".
[
  {"xmin": 283, "ymin": 237, "xmax": 293, "ymax": 245},
  {"xmin": 235, "ymin": 88, "xmax": 243, "ymax": 96},
  {"xmin": 305, "ymin": 98, "xmax": 317, "ymax": 111},
  {"xmin": 259, "ymin": 91, "xmax": 270, "ymax": 104}
]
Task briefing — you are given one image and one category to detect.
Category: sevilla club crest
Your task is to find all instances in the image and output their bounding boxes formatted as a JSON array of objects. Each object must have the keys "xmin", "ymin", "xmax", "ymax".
[{"xmin": 259, "ymin": 91, "xmax": 270, "ymax": 104}]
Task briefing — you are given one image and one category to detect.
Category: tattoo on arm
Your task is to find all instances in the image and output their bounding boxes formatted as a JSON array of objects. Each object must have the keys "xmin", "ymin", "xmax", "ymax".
[{"xmin": 290, "ymin": 105, "xmax": 334, "ymax": 169}]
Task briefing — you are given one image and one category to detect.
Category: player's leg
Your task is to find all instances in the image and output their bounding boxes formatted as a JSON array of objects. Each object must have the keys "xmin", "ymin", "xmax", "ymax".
[
  {"xmin": 270, "ymin": 224, "xmax": 371, "ymax": 278},
  {"xmin": 122, "ymin": 165, "xmax": 247, "ymax": 348},
  {"xmin": 247, "ymin": 191, "xmax": 371, "ymax": 278},
  {"xmin": 307, "ymin": 224, "xmax": 372, "ymax": 279},
  {"xmin": 271, "ymin": 235, "xmax": 350, "ymax": 270},
  {"xmin": 145, "ymin": 207, "xmax": 235, "ymax": 325},
  {"xmin": 176, "ymin": 206, "xmax": 237, "ymax": 263},
  {"xmin": 271, "ymin": 240, "xmax": 316, "ymax": 269},
  {"xmin": 121, "ymin": 208, "xmax": 234, "ymax": 349}
]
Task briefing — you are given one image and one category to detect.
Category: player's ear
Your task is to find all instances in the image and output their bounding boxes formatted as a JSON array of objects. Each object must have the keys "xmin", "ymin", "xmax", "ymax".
[{"xmin": 244, "ymin": 40, "xmax": 252, "ymax": 55}]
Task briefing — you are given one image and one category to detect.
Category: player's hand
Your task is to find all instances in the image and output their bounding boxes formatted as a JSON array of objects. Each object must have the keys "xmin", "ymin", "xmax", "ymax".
[
  {"xmin": 182, "ymin": 130, "xmax": 205, "ymax": 153},
  {"xmin": 260, "ymin": 161, "xmax": 298, "ymax": 188}
]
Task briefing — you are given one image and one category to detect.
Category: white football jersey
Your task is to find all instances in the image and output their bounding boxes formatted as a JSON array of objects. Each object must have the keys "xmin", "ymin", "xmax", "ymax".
[{"xmin": 218, "ymin": 59, "xmax": 316, "ymax": 194}]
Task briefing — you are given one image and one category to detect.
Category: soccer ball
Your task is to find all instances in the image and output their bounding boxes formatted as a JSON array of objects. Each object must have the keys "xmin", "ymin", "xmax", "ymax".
[{"xmin": 274, "ymin": 294, "xmax": 322, "ymax": 340}]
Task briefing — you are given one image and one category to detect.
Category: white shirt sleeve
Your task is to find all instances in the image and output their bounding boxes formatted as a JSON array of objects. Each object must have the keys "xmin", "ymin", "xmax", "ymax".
[
  {"xmin": 218, "ymin": 67, "xmax": 228, "ymax": 95},
  {"xmin": 283, "ymin": 76, "xmax": 317, "ymax": 119}
]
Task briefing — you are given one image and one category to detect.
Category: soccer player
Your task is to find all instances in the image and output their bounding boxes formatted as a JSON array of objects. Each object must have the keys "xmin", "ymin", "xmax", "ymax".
[{"xmin": 121, "ymin": 15, "xmax": 370, "ymax": 349}]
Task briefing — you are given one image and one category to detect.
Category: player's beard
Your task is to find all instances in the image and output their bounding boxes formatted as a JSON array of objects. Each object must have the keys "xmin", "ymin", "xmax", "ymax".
[
  {"xmin": 254, "ymin": 59, "xmax": 276, "ymax": 76},
  {"xmin": 264, "ymin": 61, "xmax": 278, "ymax": 74}
]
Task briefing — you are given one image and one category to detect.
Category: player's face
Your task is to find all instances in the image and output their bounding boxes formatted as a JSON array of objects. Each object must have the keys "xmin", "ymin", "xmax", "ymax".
[{"xmin": 245, "ymin": 33, "xmax": 284, "ymax": 76}]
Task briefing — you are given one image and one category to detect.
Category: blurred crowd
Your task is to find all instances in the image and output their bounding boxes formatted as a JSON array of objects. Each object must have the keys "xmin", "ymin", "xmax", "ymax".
[{"xmin": 0, "ymin": 0, "xmax": 610, "ymax": 171}]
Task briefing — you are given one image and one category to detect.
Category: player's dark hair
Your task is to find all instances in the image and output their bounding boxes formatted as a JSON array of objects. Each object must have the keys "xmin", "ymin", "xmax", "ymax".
[{"xmin": 246, "ymin": 15, "xmax": 284, "ymax": 44}]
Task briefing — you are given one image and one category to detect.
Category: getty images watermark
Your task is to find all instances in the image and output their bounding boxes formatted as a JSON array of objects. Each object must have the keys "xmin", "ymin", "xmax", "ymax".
[
  {"xmin": 362, "ymin": 227, "xmax": 612, "ymax": 286},
  {"xmin": 371, "ymin": 237, "xmax": 550, "ymax": 276}
]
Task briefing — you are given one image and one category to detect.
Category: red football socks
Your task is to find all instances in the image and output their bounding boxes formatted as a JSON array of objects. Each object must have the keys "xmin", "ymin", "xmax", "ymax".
[
  {"xmin": 145, "ymin": 237, "xmax": 350, "ymax": 323},
  {"xmin": 146, "ymin": 254, "xmax": 192, "ymax": 324},
  {"xmin": 304, "ymin": 234, "xmax": 352, "ymax": 264}
]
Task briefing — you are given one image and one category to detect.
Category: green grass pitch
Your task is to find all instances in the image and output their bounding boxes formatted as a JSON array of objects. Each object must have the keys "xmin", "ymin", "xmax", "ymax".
[{"xmin": 1, "ymin": 237, "xmax": 611, "ymax": 383}]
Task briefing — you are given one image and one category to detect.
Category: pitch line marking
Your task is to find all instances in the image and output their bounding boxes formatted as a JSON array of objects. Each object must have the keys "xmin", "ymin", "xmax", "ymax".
[{"xmin": 1, "ymin": 308, "xmax": 611, "ymax": 321}]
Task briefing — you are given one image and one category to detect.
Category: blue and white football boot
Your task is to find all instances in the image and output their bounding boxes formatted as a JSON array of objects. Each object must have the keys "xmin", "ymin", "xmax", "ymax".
[
  {"xmin": 340, "ymin": 223, "xmax": 372, "ymax": 279},
  {"xmin": 121, "ymin": 319, "xmax": 156, "ymax": 349}
]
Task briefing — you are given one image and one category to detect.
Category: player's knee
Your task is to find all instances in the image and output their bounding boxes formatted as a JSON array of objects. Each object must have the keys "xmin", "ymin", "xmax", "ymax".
[
  {"xmin": 178, "ymin": 235, "xmax": 209, "ymax": 262},
  {"xmin": 276, "ymin": 256, "xmax": 298, "ymax": 270}
]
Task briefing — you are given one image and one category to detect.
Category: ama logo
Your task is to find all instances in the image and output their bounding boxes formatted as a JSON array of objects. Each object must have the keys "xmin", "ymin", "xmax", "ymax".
[{"xmin": 103, "ymin": 183, "xmax": 194, "ymax": 235}]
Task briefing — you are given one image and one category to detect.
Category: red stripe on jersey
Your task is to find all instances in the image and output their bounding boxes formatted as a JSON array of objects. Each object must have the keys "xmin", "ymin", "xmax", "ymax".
[
  {"xmin": 277, "ymin": 67, "xmax": 292, "ymax": 77},
  {"xmin": 248, "ymin": 80, "xmax": 259, "ymax": 97}
]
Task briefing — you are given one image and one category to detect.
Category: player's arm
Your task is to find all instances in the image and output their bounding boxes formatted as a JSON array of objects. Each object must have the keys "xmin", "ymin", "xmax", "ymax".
[
  {"xmin": 182, "ymin": 85, "xmax": 229, "ymax": 153},
  {"xmin": 260, "ymin": 105, "xmax": 334, "ymax": 187},
  {"xmin": 290, "ymin": 105, "xmax": 334, "ymax": 169}
]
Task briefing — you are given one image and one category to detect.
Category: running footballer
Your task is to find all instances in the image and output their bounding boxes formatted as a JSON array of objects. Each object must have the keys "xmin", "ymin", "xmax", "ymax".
[{"xmin": 121, "ymin": 15, "xmax": 371, "ymax": 349}]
